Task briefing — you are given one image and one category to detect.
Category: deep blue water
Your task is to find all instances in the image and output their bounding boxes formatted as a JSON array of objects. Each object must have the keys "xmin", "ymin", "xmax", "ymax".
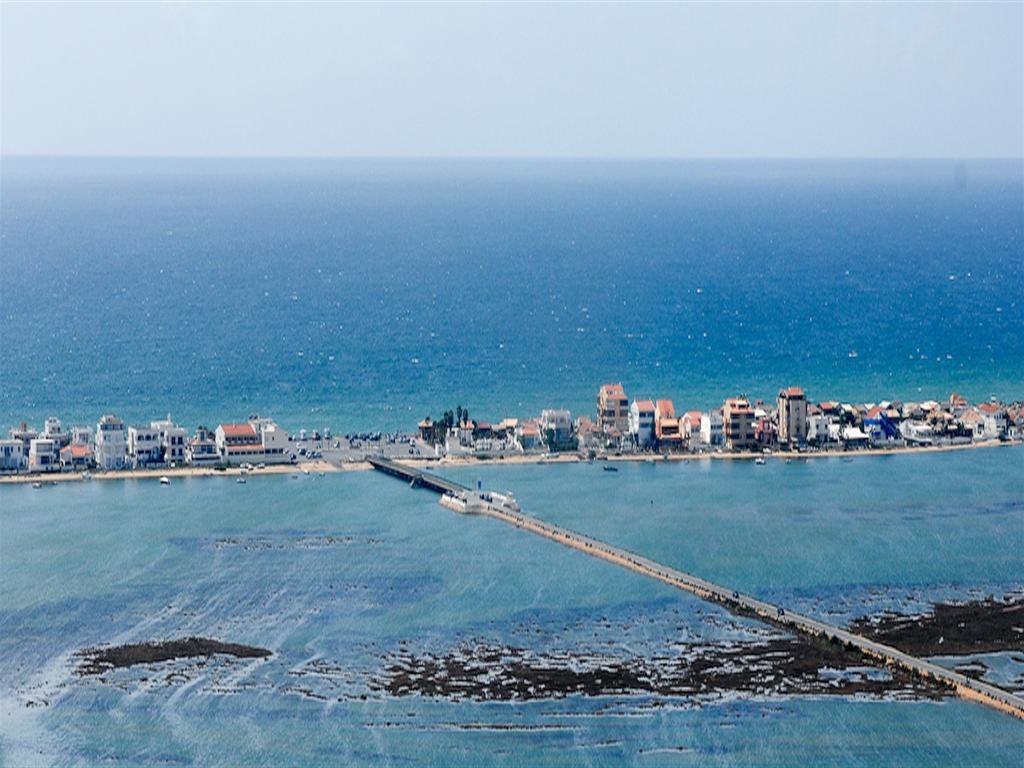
[{"xmin": 2, "ymin": 158, "xmax": 1021, "ymax": 432}]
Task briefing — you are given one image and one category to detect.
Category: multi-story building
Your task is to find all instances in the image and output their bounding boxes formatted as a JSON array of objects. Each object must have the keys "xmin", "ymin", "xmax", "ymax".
[
  {"xmin": 597, "ymin": 383, "xmax": 629, "ymax": 435},
  {"xmin": 654, "ymin": 399, "xmax": 683, "ymax": 450},
  {"xmin": 978, "ymin": 403, "xmax": 1007, "ymax": 438},
  {"xmin": 95, "ymin": 414, "xmax": 127, "ymax": 470},
  {"xmin": 216, "ymin": 418, "xmax": 291, "ymax": 464},
  {"xmin": 682, "ymin": 411, "xmax": 703, "ymax": 446},
  {"xmin": 150, "ymin": 416, "xmax": 187, "ymax": 465},
  {"xmin": 42, "ymin": 417, "xmax": 71, "ymax": 448},
  {"xmin": 28, "ymin": 438, "xmax": 59, "ymax": 473},
  {"xmin": 777, "ymin": 386, "xmax": 808, "ymax": 447},
  {"xmin": 128, "ymin": 425, "xmax": 164, "ymax": 468},
  {"xmin": 723, "ymin": 397, "xmax": 757, "ymax": 451},
  {"xmin": 516, "ymin": 420, "xmax": 542, "ymax": 451},
  {"xmin": 186, "ymin": 426, "xmax": 219, "ymax": 465},
  {"xmin": 628, "ymin": 399, "xmax": 656, "ymax": 448},
  {"xmin": 216, "ymin": 422, "xmax": 263, "ymax": 463},
  {"xmin": 60, "ymin": 443, "xmax": 94, "ymax": 470},
  {"xmin": 539, "ymin": 409, "xmax": 574, "ymax": 450},
  {"xmin": 9, "ymin": 423, "xmax": 38, "ymax": 455},
  {"xmin": 70, "ymin": 425, "xmax": 93, "ymax": 446},
  {"xmin": 0, "ymin": 439, "xmax": 26, "ymax": 471},
  {"xmin": 700, "ymin": 410, "xmax": 724, "ymax": 446},
  {"xmin": 249, "ymin": 417, "xmax": 290, "ymax": 461}
]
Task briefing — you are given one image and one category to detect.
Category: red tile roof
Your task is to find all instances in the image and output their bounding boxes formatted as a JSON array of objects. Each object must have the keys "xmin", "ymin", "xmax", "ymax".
[
  {"xmin": 61, "ymin": 444, "xmax": 92, "ymax": 458},
  {"xmin": 655, "ymin": 400, "xmax": 675, "ymax": 417},
  {"xmin": 634, "ymin": 399, "xmax": 655, "ymax": 411},
  {"xmin": 219, "ymin": 423, "xmax": 257, "ymax": 438},
  {"xmin": 978, "ymin": 403, "xmax": 1004, "ymax": 414},
  {"xmin": 781, "ymin": 386, "xmax": 805, "ymax": 397}
]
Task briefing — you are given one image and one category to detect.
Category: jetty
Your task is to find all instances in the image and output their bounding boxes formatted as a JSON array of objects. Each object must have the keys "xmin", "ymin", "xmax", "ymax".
[{"xmin": 368, "ymin": 456, "xmax": 1024, "ymax": 720}]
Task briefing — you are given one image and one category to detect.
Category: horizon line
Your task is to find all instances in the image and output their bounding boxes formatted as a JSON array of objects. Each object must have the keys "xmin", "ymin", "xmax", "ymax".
[{"xmin": 3, "ymin": 154, "xmax": 1022, "ymax": 163}]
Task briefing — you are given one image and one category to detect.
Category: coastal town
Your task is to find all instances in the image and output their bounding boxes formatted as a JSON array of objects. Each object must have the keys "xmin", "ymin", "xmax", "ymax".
[{"xmin": 1, "ymin": 384, "xmax": 1021, "ymax": 482}]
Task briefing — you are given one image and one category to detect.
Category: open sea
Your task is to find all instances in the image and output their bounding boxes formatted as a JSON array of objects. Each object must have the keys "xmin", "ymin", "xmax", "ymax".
[
  {"xmin": 1, "ymin": 158, "xmax": 1022, "ymax": 431},
  {"xmin": 1, "ymin": 158, "xmax": 1023, "ymax": 765}
]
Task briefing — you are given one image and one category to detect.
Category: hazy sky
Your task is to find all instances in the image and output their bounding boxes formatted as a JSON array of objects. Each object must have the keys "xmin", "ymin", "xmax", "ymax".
[{"xmin": 2, "ymin": 2, "xmax": 1021, "ymax": 158}]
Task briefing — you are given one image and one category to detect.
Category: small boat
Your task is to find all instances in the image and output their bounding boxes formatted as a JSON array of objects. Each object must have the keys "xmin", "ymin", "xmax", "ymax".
[
  {"xmin": 32, "ymin": 481, "xmax": 42, "ymax": 489},
  {"xmin": 603, "ymin": 465, "xmax": 619, "ymax": 472},
  {"xmin": 302, "ymin": 468, "xmax": 310, "ymax": 475},
  {"xmin": 236, "ymin": 477, "xmax": 246, "ymax": 484},
  {"xmin": 159, "ymin": 476, "xmax": 170, "ymax": 485},
  {"xmin": 755, "ymin": 457, "xmax": 766, "ymax": 465},
  {"xmin": 81, "ymin": 470, "xmax": 92, "ymax": 480}
]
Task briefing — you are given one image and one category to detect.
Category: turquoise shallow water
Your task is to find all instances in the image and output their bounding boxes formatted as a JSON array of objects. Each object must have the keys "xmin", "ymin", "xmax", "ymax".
[{"xmin": 2, "ymin": 448, "xmax": 1022, "ymax": 766}]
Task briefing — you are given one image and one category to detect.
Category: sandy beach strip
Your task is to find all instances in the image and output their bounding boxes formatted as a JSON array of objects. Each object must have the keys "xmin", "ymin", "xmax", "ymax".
[{"xmin": 0, "ymin": 439, "xmax": 1016, "ymax": 486}]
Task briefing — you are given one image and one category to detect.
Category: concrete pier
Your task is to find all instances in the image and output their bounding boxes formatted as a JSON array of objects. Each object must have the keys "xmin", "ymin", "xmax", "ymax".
[{"xmin": 369, "ymin": 457, "xmax": 1024, "ymax": 720}]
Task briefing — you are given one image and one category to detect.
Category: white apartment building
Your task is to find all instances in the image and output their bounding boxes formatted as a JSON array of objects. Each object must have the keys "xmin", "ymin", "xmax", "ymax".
[
  {"xmin": 71, "ymin": 425, "xmax": 93, "ymax": 446},
  {"xmin": 150, "ymin": 416, "xmax": 187, "ymax": 465},
  {"xmin": 0, "ymin": 439, "xmax": 26, "ymax": 471},
  {"xmin": 216, "ymin": 418, "xmax": 291, "ymax": 464},
  {"xmin": 628, "ymin": 400, "xmax": 656, "ymax": 448},
  {"xmin": 42, "ymin": 417, "xmax": 71, "ymax": 448},
  {"xmin": 539, "ymin": 409, "xmax": 574, "ymax": 450},
  {"xmin": 28, "ymin": 438, "xmax": 59, "ymax": 473},
  {"xmin": 95, "ymin": 414, "xmax": 127, "ymax": 470},
  {"xmin": 700, "ymin": 411, "xmax": 724, "ymax": 446},
  {"xmin": 128, "ymin": 425, "xmax": 164, "ymax": 468}
]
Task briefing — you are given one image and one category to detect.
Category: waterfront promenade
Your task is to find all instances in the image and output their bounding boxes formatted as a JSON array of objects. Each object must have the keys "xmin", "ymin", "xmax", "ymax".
[
  {"xmin": 368, "ymin": 457, "xmax": 1024, "ymax": 721},
  {"xmin": 1, "ymin": 436, "xmax": 1017, "ymax": 485}
]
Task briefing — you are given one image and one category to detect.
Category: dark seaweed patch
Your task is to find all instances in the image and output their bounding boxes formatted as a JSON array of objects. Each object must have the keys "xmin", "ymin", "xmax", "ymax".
[{"xmin": 76, "ymin": 637, "xmax": 271, "ymax": 676}]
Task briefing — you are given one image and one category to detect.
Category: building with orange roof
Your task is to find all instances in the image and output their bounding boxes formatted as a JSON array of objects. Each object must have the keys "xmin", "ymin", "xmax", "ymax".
[
  {"xmin": 59, "ymin": 442, "xmax": 94, "ymax": 470},
  {"xmin": 723, "ymin": 397, "xmax": 757, "ymax": 450},
  {"xmin": 597, "ymin": 383, "xmax": 630, "ymax": 435},
  {"xmin": 655, "ymin": 400, "xmax": 683, "ymax": 449},
  {"xmin": 777, "ymin": 386, "xmax": 808, "ymax": 447},
  {"xmin": 977, "ymin": 402, "xmax": 1007, "ymax": 438},
  {"xmin": 629, "ymin": 399, "xmax": 656, "ymax": 447},
  {"xmin": 682, "ymin": 410, "xmax": 703, "ymax": 444},
  {"xmin": 216, "ymin": 419, "xmax": 291, "ymax": 464}
]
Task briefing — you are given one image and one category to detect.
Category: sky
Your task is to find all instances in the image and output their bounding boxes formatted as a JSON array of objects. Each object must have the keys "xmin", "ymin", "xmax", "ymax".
[{"xmin": 1, "ymin": 2, "xmax": 1021, "ymax": 158}]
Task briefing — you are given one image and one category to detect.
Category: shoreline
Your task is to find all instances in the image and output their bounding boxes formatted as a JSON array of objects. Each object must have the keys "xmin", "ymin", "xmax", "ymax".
[{"xmin": 0, "ymin": 439, "xmax": 1016, "ymax": 486}]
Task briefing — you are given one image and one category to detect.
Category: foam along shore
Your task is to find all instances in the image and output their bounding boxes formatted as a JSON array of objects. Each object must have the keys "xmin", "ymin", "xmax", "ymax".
[{"xmin": 2, "ymin": 436, "xmax": 1017, "ymax": 486}]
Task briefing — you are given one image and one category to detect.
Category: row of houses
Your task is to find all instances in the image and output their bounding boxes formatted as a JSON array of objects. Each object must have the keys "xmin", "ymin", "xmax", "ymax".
[
  {"xmin": 414, "ymin": 385, "xmax": 1021, "ymax": 458},
  {"xmin": 418, "ymin": 408, "xmax": 577, "ymax": 455},
  {"xmin": 596, "ymin": 383, "xmax": 1023, "ymax": 452},
  {"xmin": 0, "ymin": 414, "xmax": 293, "ymax": 473}
]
